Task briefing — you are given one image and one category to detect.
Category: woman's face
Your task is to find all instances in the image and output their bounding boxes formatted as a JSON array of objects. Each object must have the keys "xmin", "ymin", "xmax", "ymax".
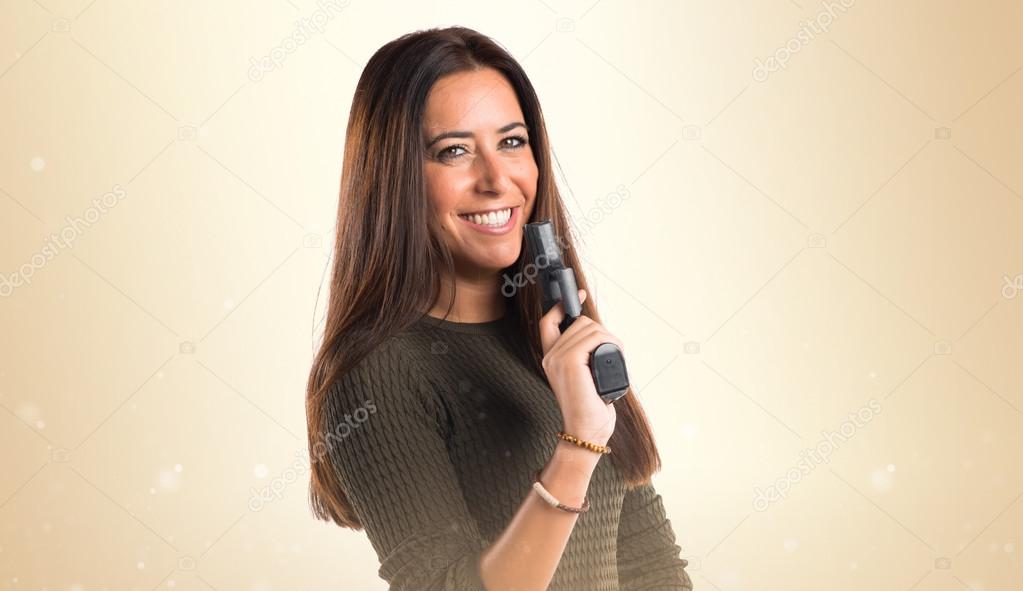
[{"xmin": 422, "ymin": 67, "xmax": 538, "ymax": 277}]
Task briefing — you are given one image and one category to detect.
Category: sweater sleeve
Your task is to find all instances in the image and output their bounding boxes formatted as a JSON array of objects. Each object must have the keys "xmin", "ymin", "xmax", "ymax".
[
  {"xmin": 616, "ymin": 481, "xmax": 693, "ymax": 590},
  {"xmin": 322, "ymin": 339, "xmax": 489, "ymax": 590}
]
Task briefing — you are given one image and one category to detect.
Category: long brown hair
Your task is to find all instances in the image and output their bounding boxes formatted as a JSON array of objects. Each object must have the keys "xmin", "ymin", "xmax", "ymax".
[{"xmin": 307, "ymin": 25, "xmax": 663, "ymax": 528}]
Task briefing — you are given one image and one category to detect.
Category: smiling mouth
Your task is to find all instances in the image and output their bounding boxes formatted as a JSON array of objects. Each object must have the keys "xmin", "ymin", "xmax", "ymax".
[{"xmin": 457, "ymin": 207, "xmax": 514, "ymax": 227}]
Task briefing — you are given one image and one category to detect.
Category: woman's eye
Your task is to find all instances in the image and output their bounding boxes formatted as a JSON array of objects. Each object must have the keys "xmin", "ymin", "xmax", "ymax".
[
  {"xmin": 437, "ymin": 145, "xmax": 468, "ymax": 160},
  {"xmin": 502, "ymin": 135, "xmax": 528, "ymax": 149},
  {"xmin": 436, "ymin": 136, "xmax": 527, "ymax": 161}
]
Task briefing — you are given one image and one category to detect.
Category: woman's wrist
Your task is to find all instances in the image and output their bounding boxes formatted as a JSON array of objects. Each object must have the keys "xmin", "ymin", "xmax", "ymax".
[
  {"xmin": 562, "ymin": 423, "xmax": 612, "ymax": 448},
  {"xmin": 548, "ymin": 439, "xmax": 603, "ymax": 475},
  {"xmin": 536, "ymin": 441, "xmax": 601, "ymax": 508}
]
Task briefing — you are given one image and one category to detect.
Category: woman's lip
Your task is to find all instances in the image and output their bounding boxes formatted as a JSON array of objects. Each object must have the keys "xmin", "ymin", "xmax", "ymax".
[
  {"xmin": 457, "ymin": 206, "xmax": 519, "ymax": 235},
  {"xmin": 459, "ymin": 205, "xmax": 516, "ymax": 216}
]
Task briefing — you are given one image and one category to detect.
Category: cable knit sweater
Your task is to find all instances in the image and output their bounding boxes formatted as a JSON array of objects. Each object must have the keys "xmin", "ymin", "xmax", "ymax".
[{"xmin": 322, "ymin": 308, "xmax": 693, "ymax": 590}]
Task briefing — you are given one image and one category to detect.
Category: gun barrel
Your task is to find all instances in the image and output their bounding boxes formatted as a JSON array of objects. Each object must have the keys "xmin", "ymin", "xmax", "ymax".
[{"xmin": 523, "ymin": 220, "xmax": 563, "ymax": 269}]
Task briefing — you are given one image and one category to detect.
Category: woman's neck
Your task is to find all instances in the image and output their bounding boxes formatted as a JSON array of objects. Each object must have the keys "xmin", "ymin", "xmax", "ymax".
[{"xmin": 427, "ymin": 271, "xmax": 508, "ymax": 323}]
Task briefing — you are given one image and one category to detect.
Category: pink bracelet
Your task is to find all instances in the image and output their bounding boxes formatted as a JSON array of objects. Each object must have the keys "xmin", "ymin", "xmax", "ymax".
[{"xmin": 532, "ymin": 470, "xmax": 590, "ymax": 513}]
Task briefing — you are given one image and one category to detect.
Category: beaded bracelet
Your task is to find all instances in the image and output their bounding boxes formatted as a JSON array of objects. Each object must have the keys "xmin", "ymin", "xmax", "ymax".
[
  {"xmin": 532, "ymin": 470, "xmax": 590, "ymax": 514},
  {"xmin": 556, "ymin": 431, "xmax": 611, "ymax": 455}
]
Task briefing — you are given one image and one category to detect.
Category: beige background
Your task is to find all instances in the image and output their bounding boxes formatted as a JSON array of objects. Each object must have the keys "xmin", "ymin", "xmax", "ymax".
[{"xmin": 2, "ymin": 0, "xmax": 1022, "ymax": 589}]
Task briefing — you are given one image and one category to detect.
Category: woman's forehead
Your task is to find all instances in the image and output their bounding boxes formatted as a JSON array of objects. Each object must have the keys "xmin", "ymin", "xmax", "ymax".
[{"xmin": 423, "ymin": 69, "xmax": 523, "ymax": 132}]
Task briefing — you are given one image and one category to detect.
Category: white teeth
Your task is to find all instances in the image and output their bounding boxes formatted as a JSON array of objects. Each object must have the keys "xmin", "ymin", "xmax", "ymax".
[{"xmin": 459, "ymin": 208, "xmax": 511, "ymax": 227}]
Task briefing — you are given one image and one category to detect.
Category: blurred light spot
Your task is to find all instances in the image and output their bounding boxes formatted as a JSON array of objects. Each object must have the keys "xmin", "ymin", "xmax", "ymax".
[
  {"xmin": 871, "ymin": 468, "xmax": 894, "ymax": 493},
  {"xmin": 17, "ymin": 404, "xmax": 40, "ymax": 423},
  {"xmin": 158, "ymin": 468, "xmax": 181, "ymax": 492}
]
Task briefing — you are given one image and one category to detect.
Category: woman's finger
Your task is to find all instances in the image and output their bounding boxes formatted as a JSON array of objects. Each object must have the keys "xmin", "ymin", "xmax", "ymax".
[{"xmin": 539, "ymin": 289, "xmax": 586, "ymax": 357}]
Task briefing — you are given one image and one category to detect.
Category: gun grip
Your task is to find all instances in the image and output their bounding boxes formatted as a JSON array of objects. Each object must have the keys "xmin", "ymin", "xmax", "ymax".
[{"xmin": 590, "ymin": 342, "xmax": 630, "ymax": 403}]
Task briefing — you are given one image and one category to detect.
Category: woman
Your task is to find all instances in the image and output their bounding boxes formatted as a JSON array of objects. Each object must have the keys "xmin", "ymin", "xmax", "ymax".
[{"xmin": 305, "ymin": 25, "xmax": 692, "ymax": 590}]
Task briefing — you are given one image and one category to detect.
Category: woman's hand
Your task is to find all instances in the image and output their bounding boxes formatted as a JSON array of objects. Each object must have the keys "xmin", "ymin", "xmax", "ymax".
[{"xmin": 538, "ymin": 289, "xmax": 620, "ymax": 446}]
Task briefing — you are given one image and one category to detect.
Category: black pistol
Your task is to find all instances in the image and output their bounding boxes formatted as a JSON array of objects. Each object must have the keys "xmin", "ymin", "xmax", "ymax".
[{"xmin": 523, "ymin": 220, "xmax": 630, "ymax": 404}]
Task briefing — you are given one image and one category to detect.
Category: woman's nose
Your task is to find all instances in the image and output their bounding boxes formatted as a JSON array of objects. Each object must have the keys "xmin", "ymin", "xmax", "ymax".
[{"xmin": 473, "ymin": 147, "xmax": 511, "ymax": 194}]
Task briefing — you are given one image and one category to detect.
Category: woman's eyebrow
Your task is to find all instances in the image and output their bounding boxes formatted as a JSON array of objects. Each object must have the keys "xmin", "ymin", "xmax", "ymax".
[{"xmin": 425, "ymin": 122, "xmax": 528, "ymax": 148}]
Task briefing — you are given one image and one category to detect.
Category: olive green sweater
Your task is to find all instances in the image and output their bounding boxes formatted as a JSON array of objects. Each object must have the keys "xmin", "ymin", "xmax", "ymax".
[{"xmin": 323, "ymin": 309, "xmax": 692, "ymax": 590}]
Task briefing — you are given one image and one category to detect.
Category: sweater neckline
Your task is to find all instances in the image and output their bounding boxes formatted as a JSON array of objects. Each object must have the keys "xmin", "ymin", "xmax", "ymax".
[{"xmin": 416, "ymin": 311, "xmax": 512, "ymax": 335}]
